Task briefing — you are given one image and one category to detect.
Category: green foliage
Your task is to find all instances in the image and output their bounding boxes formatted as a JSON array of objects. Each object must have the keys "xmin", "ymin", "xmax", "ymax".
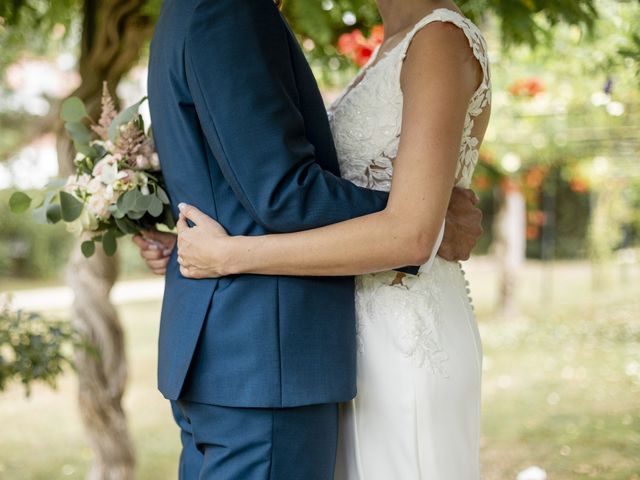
[
  {"xmin": 0, "ymin": 300, "xmax": 80, "ymax": 395},
  {"xmin": 460, "ymin": 0, "xmax": 597, "ymax": 45},
  {"xmin": 60, "ymin": 97, "xmax": 88, "ymax": 123},
  {"xmin": 619, "ymin": 32, "xmax": 640, "ymax": 87},
  {"xmin": 1, "ymin": 187, "xmax": 155, "ymax": 281},
  {"xmin": 0, "ymin": 0, "xmax": 78, "ymax": 78},
  {"xmin": 287, "ymin": 0, "xmax": 598, "ymax": 44},
  {"xmin": 478, "ymin": 0, "xmax": 640, "ymax": 258},
  {"xmin": 282, "ymin": 0, "xmax": 600, "ymax": 84},
  {"xmin": 0, "ymin": 0, "xmax": 603, "ymax": 90},
  {"xmin": 102, "ymin": 231, "xmax": 117, "ymax": 256},
  {"xmin": 0, "ymin": 189, "xmax": 73, "ymax": 279},
  {"xmin": 58, "ymin": 191, "xmax": 83, "ymax": 222},
  {"xmin": 80, "ymin": 239, "xmax": 95, "ymax": 257},
  {"xmin": 1, "ymin": 263, "xmax": 638, "ymax": 478},
  {"xmin": 9, "ymin": 182, "xmax": 83, "ymax": 225},
  {"xmin": 8, "ymin": 191, "xmax": 31, "ymax": 213}
]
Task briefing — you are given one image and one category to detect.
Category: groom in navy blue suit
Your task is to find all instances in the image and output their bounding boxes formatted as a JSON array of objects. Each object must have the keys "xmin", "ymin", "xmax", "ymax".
[{"xmin": 147, "ymin": 0, "xmax": 482, "ymax": 478}]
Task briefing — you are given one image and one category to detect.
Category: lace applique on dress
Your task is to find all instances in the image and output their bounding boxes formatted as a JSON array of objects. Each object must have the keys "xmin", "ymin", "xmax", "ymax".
[{"xmin": 356, "ymin": 273, "xmax": 449, "ymax": 376}]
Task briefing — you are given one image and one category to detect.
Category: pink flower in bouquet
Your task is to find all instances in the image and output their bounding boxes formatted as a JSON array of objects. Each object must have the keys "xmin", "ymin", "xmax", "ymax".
[
  {"xmin": 87, "ymin": 177, "xmax": 104, "ymax": 195},
  {"xmin": 77, "ymin": 173, "xmax": 91, "ymax": 189},
  {"xmin": 150, "ymin": 153, "xmax": 161, "ymax": 171},
  {"xmin": 64, "ymin": 173, "xmax": 91, "ymax": 194},
  {"xmin": 117, "ymin": 169, "xmax": 136, "ymax": 184},
  {"xmin": 114, "ymin": 169, "xmax": 137, "ymax": 192},
  {"xmin": 93, "ymin": 156, "xmax": 119, "ymax": 185},
  {"xmin": 135, "ymin": 155, "xmax": 151, "ymax": 170},
  {"xmin": 87, "ymin": 192, "xmax": 112, "ymax": 220},
  {"xmin": 92, "ymin": 155, "xmax": 114, "ymax": 176}
]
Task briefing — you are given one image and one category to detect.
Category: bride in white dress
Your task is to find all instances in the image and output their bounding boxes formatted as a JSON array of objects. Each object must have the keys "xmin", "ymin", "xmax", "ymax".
[
  {"xmin": 146, "ymin": 0, "xmax": 491, "ymax": 477},
  {"xmin": 329, "ymin": 5, "xmax": 490, "ymax": 479}
]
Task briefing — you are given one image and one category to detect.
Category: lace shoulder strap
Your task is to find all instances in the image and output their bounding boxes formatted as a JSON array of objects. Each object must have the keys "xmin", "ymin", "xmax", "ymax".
[{"xmin": 396, "ymin": 8, "xmax": 491, "ymax": 96}]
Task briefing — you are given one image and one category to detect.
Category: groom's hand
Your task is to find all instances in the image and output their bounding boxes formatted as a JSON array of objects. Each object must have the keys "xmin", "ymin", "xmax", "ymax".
[
  {"xmin": 132, "ymin": 230, "xmax": 177, "ymax": 275},
  {"xmin": 438, "ymin": 187, "xmax": 483, "ymax": 262}
]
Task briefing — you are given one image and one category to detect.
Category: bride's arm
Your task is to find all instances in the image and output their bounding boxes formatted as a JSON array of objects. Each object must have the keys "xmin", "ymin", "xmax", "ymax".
[{"xmin": 177, "ymin": 24, "xmax": 482, "ymax": 278}]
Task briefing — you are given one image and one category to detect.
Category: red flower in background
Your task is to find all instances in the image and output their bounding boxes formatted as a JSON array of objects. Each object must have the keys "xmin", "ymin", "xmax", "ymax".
[
  {"xmin": 501, "ymin": 177, "xmax": 521, "ymax": 193},
  {"xmin": 508, "ymin": 77, "xmax": 546, "ymax": 98},
  {"xmin": 473, "ymin": 174, "xmax": 491, "ymax": 191},
  {"xmin": 524, "ymin": 166, "xmax": 547, "ymax": 189},
  {"xmin": 369, "ymin": 25, "xmax": 384, "ymax": 44},
  {"xmin": 569, "ymin": 177, "xmax": 589, "ymax": 193},
  {"xmin": 527, "ymin": 225, "xmax": 540, "ymax": 240},
  {"xmin": 338, "ymin": 25, "xmax": 385, "ymax": 67},
  {"xmin": 528, "ymin": 210, "xmax": 547, "ymax": 226}
]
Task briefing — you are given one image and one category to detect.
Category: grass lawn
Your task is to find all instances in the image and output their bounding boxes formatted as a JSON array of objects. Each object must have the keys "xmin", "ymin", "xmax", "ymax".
[{"xmin": 0, "ymin": 259, "xmax": 638, "ymax": 479}]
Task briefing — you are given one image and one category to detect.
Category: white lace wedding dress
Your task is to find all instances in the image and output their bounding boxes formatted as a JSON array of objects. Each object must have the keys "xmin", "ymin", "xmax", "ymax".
[{"xmin": 329, "ymin": 9, "xmax": 491, "ymax": 479}]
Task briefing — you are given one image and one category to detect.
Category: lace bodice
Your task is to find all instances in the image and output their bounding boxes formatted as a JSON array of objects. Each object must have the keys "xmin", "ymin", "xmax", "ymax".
[
  {"xmin": 327, "ymin": 10, "xmax": 490, "ymax": 375},
  {"xmin": 328, "ymin": 8, "xmax": 491, "ymax": 190}
]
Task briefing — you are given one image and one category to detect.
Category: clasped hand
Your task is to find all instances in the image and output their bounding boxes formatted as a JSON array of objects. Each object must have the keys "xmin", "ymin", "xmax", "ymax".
[
  {"xmin": 175, "ymin": 203, "xmax": 232, "ymax": 278},
  {"xmin": 131, "ymin": 203, "xmax": 231, "ymax": 278}
]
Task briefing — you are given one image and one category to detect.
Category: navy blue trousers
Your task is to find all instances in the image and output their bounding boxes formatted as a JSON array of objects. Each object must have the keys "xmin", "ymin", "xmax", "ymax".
[{"xmin": 171, "ymin": 400, "xmax": 339, "ymax": 479}]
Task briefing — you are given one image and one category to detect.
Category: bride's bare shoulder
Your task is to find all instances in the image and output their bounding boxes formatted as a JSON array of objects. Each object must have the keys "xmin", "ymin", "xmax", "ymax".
[{"xmin": 401, "ymin": 21, "xmax": 483, "ymax": 95}]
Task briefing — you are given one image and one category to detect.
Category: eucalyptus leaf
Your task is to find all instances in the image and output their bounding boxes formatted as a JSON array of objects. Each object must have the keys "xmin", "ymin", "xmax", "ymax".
[
  {"xmin": 61, "ymin": 97, "xmax": 88, "ymax": 123},
  {"xmin": 65, "ymin": 121, "xmax": 93, "ymax": 144},
  {"xmin": 148, "ymin": 196, "xmax": 164, "ymax": 217},
  {"xmin": 115, "ymin": 217, "xmax": 139, "ymax": 235},
  {"xmin": 156, "ymin": 186, "xmax": 170, "ymax": 204},
  {"xmin": 74, "ymin": 141, "xmax": 97, "ymax": 157},
  {"xmin": 135, "ymin": 194, "xmax": 153, "ymax": 212},
  {"xmin": 121, "ymin": 189, "xmax": 140, "ymax": 212},
  {"xmin": 117, "ymin": 191, "xmax": 128, "ymax": 210},
  {"xmin": 32, "ymin": 191, "xmax": 57, "ymax": 224},
  {"xmin": 46, "ymin": 204, "xmax": 62, "ymax": 224},
  {"xmin": 59, "ymin": 191, "xmax": 84, "ymax": 222},
  {"xmin": 81, "ymin": 240, "xmax": 95, "ymax": 258},
  {"xmin": 102, "ymin": 231, "xmax": 117, "ymax": 256},
  {"xmin": 127, "ymin": 210, "xmax": 145, "ymax": 220},
  {"xmin": 9, "ymin": 192, "xmax": 31, "ymax": 213}
]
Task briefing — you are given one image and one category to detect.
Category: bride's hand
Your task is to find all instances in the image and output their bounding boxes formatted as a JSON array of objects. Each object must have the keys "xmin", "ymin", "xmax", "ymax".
[{"xmin": 176, "ymin": 203, "xmax": 235, "ymax": 279}]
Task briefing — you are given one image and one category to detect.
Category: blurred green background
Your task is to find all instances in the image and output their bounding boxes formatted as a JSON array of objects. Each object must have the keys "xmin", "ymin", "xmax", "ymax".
[{"xmin": 0, "ymin": 0, "xmax": 639, "ymax": 479}]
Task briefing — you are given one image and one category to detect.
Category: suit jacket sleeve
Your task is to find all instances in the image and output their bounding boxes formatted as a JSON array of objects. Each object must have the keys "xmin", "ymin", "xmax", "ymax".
[{"xmin": 185, "ymin": 0, "xmax": 419, "ymax": 274}]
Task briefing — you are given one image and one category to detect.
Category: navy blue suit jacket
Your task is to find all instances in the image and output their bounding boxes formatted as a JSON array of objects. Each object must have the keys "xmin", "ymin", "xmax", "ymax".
[{"xmin": 148, "ymin": 0, "xmax": 416, "ymax": 408}]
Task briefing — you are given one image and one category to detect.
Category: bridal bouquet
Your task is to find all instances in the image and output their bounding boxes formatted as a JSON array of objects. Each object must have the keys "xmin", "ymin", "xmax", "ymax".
[{"xmin": 9, "ymin": 84, "xmax": 174, "ymax": 257}]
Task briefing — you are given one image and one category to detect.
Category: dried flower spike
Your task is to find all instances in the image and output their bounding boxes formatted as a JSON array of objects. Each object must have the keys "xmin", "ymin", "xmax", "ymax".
[{"xmin": 91, "ymin": 82, "xmax": 118, "ymax": 140}]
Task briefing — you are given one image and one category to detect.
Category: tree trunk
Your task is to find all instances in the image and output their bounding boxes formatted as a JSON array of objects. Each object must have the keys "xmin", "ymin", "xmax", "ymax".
[
  {"xmin": 492, "ymin": 179, "xmax": 527, "ymax": 317},
  {"xmin": 67, "ymin": 247, "xmax": 134, "ymax": 480},
  {"xmin": 56, "ymin": 1, "xmax": 153, "ymax": 479}
]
